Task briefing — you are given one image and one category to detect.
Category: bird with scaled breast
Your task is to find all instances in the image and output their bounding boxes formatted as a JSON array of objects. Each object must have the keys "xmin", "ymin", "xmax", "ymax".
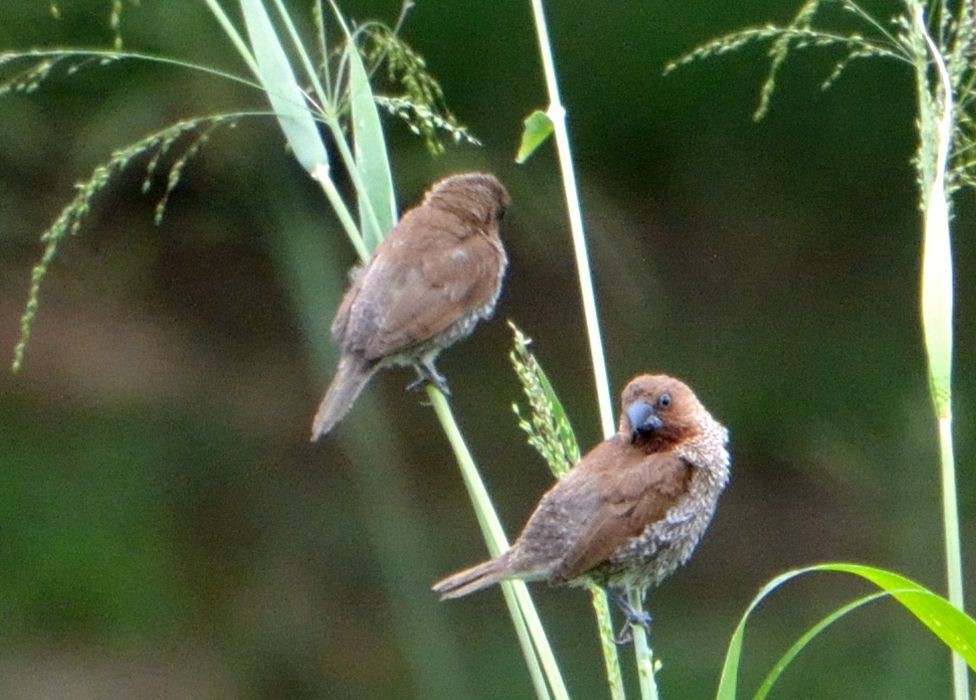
[
  {"xmin": 433, "ymin": 373, "xmax": 730, "ymax": 637},
  {"xmin": 311, "ymin": 173, "xmax": 510, "ymax": 440}
]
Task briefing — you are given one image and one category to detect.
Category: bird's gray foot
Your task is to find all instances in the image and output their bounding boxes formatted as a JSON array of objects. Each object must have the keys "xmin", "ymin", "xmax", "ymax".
[
  {"xmin": 406, "ymin": 360, "xmax": 451, "ymax": 395},
  {"xmin": 608, "ymin": 588, "xmax": 652, "ymax": 645}
]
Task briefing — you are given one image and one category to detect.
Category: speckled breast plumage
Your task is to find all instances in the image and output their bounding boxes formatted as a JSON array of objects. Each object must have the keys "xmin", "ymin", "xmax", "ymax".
[{"xmin": 581, "ymin": 416, "xmax": 730, "ymax": 591}]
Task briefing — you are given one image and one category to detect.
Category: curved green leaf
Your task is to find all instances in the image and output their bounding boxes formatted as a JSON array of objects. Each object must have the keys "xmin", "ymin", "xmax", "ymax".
[
  {"xmin": 345, "ymin": 38, "xmax": 397, "ymax": 250},
  {"xmin": 240, "ymin": 0, "xmax": 328, "ymax": 173},
  {"xmin": 755, "ymin": 590, "xmax": 896, "ymax": 699},
  {"xmin": 717, "ymin": 563, "xmax": 976, "ymax": 700}
]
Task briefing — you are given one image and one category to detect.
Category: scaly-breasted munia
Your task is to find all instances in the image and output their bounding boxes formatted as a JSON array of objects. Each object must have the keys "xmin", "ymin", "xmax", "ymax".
[
  {"xmin": 433, "ymin": 374, "xmax": 730, "ymax": 633},
  {"xmin": 311, "ymin": 173, "xmax": 510, "ymax": 440}
]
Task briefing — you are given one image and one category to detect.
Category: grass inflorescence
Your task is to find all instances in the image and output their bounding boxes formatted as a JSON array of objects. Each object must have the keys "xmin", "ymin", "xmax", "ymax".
[
  {"xmin": 508, "ymin": 321, "xmax": 580, "ymax": 479},
  {"xmin": 11, "ymin": 113, "xmax": 242, "ymax": 372}
]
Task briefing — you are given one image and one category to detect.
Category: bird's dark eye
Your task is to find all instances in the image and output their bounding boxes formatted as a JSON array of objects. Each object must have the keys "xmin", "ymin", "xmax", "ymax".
[{"xmin": 657, "ymin": 393, "xmax": 672, "ymax": 409}]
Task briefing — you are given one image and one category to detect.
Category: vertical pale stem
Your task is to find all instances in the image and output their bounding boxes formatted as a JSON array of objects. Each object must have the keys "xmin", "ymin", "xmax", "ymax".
[
  {"xmin": 527, "ymin": 0, "xmax": 615, "ymax": 439},
  {"xmin": 428, "ymin": 388, "xmax": 569, "ymax": 700},
  {"xmin": 914, "ymin": 8, "xmax": 969, "ymax": 699},
  {"xmin": 528, "ymin": 2, "xmax": 652, "ymax": 698},
  {"xmin": 937, "ymin": 416, "xmax": 967, "ymax": 698},
  {"xmin": 312, "ymin": 164, "xmax": 370, "ymax": 261}
]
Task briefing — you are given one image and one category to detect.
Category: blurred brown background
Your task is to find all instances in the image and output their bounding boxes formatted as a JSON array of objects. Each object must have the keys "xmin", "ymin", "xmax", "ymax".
[{"xmin": 0, "ymin": 0, "xmax": 973, "ymax": 698}]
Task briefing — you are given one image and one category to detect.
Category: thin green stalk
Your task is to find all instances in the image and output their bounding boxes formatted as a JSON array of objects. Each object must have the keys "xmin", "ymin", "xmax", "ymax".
[
  {"xmin": 528, "ymin": 1, "xmax": 647, "ymax": 698},
  {"xmin": 937, "ymin": 417, "xmax": 967, "ymax": 698},
  {"xmin": 313, "ymin": 163, "xmax": 370, "ymax": 261},
  {"xmin": 628, "ymin": 588, "xmax": 660, "ymax": 699},
  {"xmin": 428, "ymin": 388, "xmax": 568, "ymax": 700},
  {"xmin": 324, "ymin": 116, "xmax": 388, "ymax": 245},
  {"xmin": 936, "ymin": 413, "xmax": 967, "ymax": 695},
  {"xmin": 269, "ymin": 0, "xmax": 330, "ymax": 108},
  {"xmin": 913, "ymin": 7, "xmax": 969, "ymax": 699},
  {"xmin": 527, "ymin": 0, "xmax": 615, "ymax": 438},
  {"xmin": 202, "ymin": 0, "xmax": 259, "ymax": 75}
]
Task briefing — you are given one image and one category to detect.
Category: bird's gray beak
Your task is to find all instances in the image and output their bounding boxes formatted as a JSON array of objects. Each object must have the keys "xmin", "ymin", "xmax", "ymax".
[{"xmin": 627, "ymin": 400, "xmax": 663, "ymax": 441}]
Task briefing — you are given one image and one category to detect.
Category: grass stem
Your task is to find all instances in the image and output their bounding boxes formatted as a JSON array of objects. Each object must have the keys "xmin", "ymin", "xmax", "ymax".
[{"xmin": 428, "ymin": 387, "xmax": 568, "ymax": 700}]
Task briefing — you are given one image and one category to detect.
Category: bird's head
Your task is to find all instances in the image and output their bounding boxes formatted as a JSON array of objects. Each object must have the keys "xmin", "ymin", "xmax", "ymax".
[
  {"xmin": 425, "ymin": 173, "xmax": 510, "ymax": 226},
  {"xmin": 619, "ymin": 374, "xmax": 705, "ymax": 450}
]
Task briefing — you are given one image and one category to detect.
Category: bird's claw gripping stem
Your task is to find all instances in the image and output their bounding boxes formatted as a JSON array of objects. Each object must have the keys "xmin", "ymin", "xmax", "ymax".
[
  {"xmin": 609, "ymin": 588, "xmax": 652, "ymax": 645},
  {"xmin": 407, "ymin": 361, "xmax": 451, "ymax": 396}
]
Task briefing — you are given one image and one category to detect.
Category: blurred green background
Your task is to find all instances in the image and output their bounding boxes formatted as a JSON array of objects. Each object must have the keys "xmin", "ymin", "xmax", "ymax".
[{"xmin": 0, "ymin": 1, "xmax": 973, "ymax": 698}]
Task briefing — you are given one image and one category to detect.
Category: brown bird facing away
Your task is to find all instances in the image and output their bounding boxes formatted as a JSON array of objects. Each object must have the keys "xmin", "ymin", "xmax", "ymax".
[
  {"xmin": 433, "ymin": 374, "xmax": 730, "ymax": 640},
  {"xmin": 311, "ymin": 173, "xmax": 510, "ymax": 440}
]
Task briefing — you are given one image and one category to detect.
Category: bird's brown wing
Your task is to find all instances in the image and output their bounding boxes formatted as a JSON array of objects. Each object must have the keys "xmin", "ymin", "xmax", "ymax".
[
  {"xmin": 344, "ymin": 209, "xmax": 502, "ymax": 360},
  {"xmin": 330, "ymin": 264, "xmax": 366, "ymax": 344},
  {"xmin": 552, "ymin": 450, "xmax": 693, "ymax": 582}
]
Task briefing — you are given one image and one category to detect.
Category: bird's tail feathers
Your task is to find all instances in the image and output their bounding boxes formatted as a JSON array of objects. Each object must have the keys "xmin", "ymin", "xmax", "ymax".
[
  {"xmin": 311, "ymin": 354, "xmax": 374, "ymax": 440},
  {"xmin": 432, "ymin": 555, "xmax": 511, "ymax": 600}
]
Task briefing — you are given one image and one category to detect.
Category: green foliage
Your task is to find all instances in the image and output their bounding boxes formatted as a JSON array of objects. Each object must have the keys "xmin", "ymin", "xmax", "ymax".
[
  {"xmin": 343, "ymin": 25, "xmax": 397, "ymax": 249},
  {"xmin": 242, "ymin": 0, "xmax": 329, "ymax": 174},
  {"xmin": 666, "ymin": 0, "xmax": 976, "ymax": 197},
  {"xmin": 671, "ymin": 3, "xmax": 972, "ymax": 698},
  {"xmin": 515, "ymin": 110, "xmax": 554, "ymax": 164},
  {"xmin": 508, "ymin": 321, "xmax": 580, "ymax": 479},
  {"xmin": 716, "ymin": 564, "xmax": 976, "ymax": 699},
  {"xmin": 7, "ymin": 0, "xmax": 477, "ymax": 368}
]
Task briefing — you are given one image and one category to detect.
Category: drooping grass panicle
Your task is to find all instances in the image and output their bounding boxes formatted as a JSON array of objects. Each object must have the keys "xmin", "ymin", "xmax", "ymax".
[
  {"xmin": 11, "ymin": 112, "xmax": 245, "ymax": 372},
  {"xmin": 151, "ymin": 119, "xmax": 226, "ymax": 225},
  {"xmin": 298, "ymin": 3, "xmax": 478, "ymax": 154},
  {"xmin": 0, "ymin": 49, "xmax": 271, "ymax": 97},
  {"xmin": 664, "ymin": 0, "xmax": 906, "ymax": 121},
  {"xmin": 110, "ymin": 0, "xmax": 136, "ymax": 50},
  {"xmin": 0, "ymin": 53, "xmax": 123, "ymax": 97},
  {"xmin": 357, "ymin": 22, "xmax": 480, "ymax": 154}
]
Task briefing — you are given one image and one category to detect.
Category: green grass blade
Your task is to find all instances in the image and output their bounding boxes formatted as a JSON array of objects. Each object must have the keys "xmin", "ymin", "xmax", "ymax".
[
  {"xmin": 716, "ymin": 563, "xmax": 976, "ymax": 699},
  {"xmin": 342, "ymin": 33, "xmax": 397, "ymax": 248},
  {"xmin": 428, "ymin": 388, "xmax": 567, "ymax": 700},
  {"xmin": 239, "ymin": 0, "xmax": 328, "ymax": 173},
  {"xmin": 753, "ymin": 591, "xmax": 893, "ymax": 700},
  {"xmin": 268, "ymin": 0, "xmax": 331, "ymax": 112}
]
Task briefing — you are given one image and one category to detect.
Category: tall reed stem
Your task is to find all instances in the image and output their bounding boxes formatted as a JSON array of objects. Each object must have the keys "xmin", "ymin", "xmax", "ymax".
[
  {"xmin": 913, "ymin": 7, "xmax": 968, "ymax": 699},
  {"xmin": 528, "ymin": 1, "xmax": 656, "ymax": 697},
  {"xmin": 428, "ymin": 388, "xmax": 569, "ymax": 700}
]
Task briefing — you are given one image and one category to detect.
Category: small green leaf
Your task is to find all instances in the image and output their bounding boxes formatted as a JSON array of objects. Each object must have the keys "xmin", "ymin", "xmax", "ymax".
[
  {"xmin": 716, "ymin": 563, "xmax": 976, "ymax": 699},
  {"xmin": 516, "ymin": 110, "xmax": 553, "ymax": 164},
  {"xmin": 240, "ymin": 0, "xmax": 328, "ymax": 173}
]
